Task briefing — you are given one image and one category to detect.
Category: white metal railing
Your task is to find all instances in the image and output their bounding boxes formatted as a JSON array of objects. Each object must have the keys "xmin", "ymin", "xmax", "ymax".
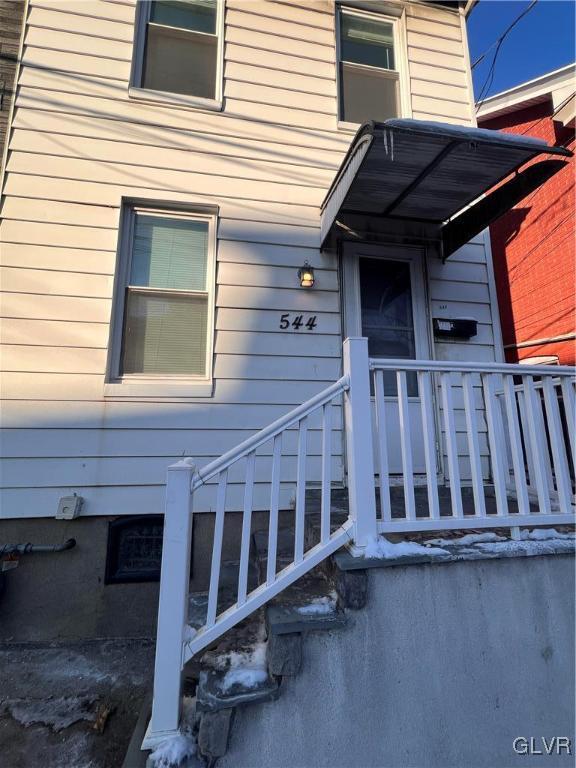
[
  {"xmin": 144, "ymin": 339, "xmax": 575, "ymax": 748},
  {"xmin": 370, "ymin": 358, "xmax": 576, "ymax": 533},
  {"xmin": 143, "ymin": 358, "xmax": 359, "ymax": 749}
]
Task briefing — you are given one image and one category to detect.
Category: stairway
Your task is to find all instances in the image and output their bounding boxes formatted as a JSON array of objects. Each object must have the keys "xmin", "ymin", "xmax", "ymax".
[{"xmin": 180, "ymin": 507, "xmax": 362, "ymax": 764}]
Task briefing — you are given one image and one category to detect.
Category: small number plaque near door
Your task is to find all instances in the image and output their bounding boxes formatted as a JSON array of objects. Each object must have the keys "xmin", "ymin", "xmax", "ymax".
[{"xmin": 279, "ymin": 314, "xmax": 317, "ymax": 331}]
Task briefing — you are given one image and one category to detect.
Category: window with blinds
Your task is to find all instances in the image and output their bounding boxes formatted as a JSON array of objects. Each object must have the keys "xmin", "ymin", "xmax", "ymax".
[
  {"xmin": 136, "ymin": 0, "xmax": 221, "ymax": 101},
  {"xmin": 119, "ymin": 210, "xmax": 214, "ymax": 378},
  {"xmin": 338, "ymin": 8, "xmax": 400, "ymax": 125}
]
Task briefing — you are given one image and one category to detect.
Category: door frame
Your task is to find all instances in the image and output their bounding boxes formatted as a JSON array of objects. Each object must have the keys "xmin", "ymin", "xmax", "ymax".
[
  {"xmin": 342, "ymin": 241, "xmax": 432, "ymax": 362},
  {"xmin": 341, "ymin": 240, "xmax": 441, "ymax": 479}
]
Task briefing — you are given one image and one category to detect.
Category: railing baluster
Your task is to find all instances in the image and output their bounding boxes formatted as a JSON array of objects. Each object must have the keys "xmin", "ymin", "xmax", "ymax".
[
  {"xmin": 560, "ymin": 378, "xmax": 576, "ymax": 475},
  {"xmin": 482, "ymin": 374, "xmax": 509, "ymax": 516},
  {"xmin": 534, "ymin": 385, "xmax": 556, "ymax": 493},
  {"xmin": 440, "ymin": 372, "xmax": 463, "ymax": 517},
  {"xmin": 462, "ymin": 372, "xmax": 486, "ymax": 517},
  {"xmin": 237, "ymin": 452, "xmax": 255, "ymax": 607},
  {"xmin": 522, "ymin": 375, "xmax": 552, "ymax": 514},
  {"xmin": 321, "ymin": 402, "xmax": 332, "ymax": 544},
  {"xmin": 502, "ymin": 375, "xmax": 531, "ymax": 515},
  {"xmin": 517, "ymin": 389, "xmax": 537, "ymax": 491},
  {"xmin": 542, "ymin": 377, "xmax": 573, "ymax": 512},
  {"xmin": 294, "ymin": 417, "xmax": 308, "ymax": 564},
  {"xmin": 207, "ymin": 469, "xmax": 227, "ymax": 628},
  {"xmin": 266, "ymin": 434, "xmax": 282, "ymax": 586},
  {"xmin": 397, "ymin": 370, "xmax": 415, "ymax": 520},
  {"xmin": 374, "ymin": 369, "xmax": 391, "ymax": 521},
  {"xmin": 418, "ymin": 370, "xmax": 439, "ymax": 520}
]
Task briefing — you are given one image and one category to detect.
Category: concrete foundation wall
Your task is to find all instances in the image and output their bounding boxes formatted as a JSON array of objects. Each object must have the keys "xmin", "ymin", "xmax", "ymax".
[
  {"xmin": 0, "ymin": 509, "xmax": 285, "ymax": 640},
  {"xmin": 221, "ymin": 555, "xmax": 575, "ymax": 768}
]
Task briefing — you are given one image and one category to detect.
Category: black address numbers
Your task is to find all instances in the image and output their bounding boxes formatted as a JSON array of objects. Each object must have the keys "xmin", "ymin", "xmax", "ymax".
[{"xmin": 279, "ymin": 314, "xmax": 318, "ymax": 331}]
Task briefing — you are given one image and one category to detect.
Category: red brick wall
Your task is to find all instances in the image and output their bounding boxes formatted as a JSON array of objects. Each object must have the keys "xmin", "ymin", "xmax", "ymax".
[{"xmin": 480, "ymin": 100, "xmax": 575, "ymax": 365}]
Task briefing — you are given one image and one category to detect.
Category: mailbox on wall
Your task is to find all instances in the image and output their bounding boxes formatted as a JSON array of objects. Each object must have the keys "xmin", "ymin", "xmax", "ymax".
[{"xmin": 433, "ymin": 318, "xmax": 478, "ymax": 339}]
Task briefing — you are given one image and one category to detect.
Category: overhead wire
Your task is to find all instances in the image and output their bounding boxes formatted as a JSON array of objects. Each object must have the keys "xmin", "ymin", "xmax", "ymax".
[{"xmin": 474, "ymin": 0, "xmax": 539, "ymax": 112}]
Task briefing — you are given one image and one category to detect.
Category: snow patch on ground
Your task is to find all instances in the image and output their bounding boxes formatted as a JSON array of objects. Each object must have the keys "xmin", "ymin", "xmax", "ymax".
[
  {"xmin": 425, "ymin": 532, "xmax": 507, "ymax": 547},
  {"xmin": 363, "ymin": 537, "xmax": 450, "ymax": 559},
  {"xmin": 148, "ymin": 696, "xmax": 198, "ymax": 768},
  {"xmin": 296, "ymin": 591, "xmax": 338, "ymax": 616},
  {"xmin": 5, "ymin": 695, "xmax": 99, "ymax": 732},
  {"xmin": 213, "ymin": 643, "xmax": 269, "ymax": 693},
  {"xmin": 149, "ymin": 735, "xmax": 196, "ymax": 768}
]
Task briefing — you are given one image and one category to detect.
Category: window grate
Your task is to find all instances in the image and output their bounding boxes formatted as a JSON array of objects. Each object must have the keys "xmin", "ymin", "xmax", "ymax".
[{"xmin": 105, "ymin": 515, "xmax": 165, "ymax": 584}]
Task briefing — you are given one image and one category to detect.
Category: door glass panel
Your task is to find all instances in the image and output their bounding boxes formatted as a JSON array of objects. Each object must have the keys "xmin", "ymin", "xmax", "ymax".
[{"xmin": 359, "ymin": 257, "xmax": 418, "ymax": 396}]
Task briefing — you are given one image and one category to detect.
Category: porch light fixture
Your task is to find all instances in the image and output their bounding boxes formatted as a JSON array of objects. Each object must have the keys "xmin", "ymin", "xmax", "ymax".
[{"xmin": 298, "ymin": 262, "xmax": 315, "ymax": 288}]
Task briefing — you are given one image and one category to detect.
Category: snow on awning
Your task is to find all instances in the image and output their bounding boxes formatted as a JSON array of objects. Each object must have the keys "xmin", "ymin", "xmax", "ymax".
[{"xmin": 320, "ymin": 119, "xmax": 572, "ymax": 257}]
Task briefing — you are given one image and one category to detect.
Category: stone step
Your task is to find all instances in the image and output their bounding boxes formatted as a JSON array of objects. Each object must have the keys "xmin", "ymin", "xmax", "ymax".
[
  {"xmin": 196, "ymin": 667, "xmax": 280, "ymax": 713},
  {"xmin": 252, "ymin": 527, "xmax": 296, "ymax": 580},
  {"xmin": 187, "ymin": 558, "xmax": 259, "ymax": 630},
  {"xmin": 194, "ymin": 604, "xmax": 278, "ymax": 714},
  {"xmin": 266, "ymin": 570, "xmax": 347, "ymax": 636}
]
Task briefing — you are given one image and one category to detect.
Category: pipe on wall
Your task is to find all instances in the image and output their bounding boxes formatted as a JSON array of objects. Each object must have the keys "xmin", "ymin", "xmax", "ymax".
[{"xmin": 0, "ymin": 538, "xmax": 76, "ymax": 556}]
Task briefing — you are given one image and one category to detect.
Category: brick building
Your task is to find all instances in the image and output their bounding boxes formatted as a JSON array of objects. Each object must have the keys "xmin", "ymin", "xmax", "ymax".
[{"xmin": 478, "ymin": 64, "xmax": 575, "ymax": 365}]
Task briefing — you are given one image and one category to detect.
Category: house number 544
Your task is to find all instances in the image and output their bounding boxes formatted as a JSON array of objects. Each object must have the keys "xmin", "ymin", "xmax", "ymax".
[{"xmin": 279, "ymin": 314, "xmax": 317, "ymax": 331}]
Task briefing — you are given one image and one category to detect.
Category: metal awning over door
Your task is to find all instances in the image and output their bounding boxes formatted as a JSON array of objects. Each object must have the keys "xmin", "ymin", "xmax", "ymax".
[{"xmin": 320, "ymin": 119, "xmax": 572, "ymax": 257}]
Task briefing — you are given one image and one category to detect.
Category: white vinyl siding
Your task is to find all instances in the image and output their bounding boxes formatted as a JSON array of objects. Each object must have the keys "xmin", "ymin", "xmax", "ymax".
[{"xmin": 0, "ymin": 0, "xmax": 484, "ymax": 518}]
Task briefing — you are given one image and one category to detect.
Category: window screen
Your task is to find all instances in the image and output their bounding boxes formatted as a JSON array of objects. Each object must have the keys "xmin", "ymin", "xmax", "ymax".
[
  {"xmin": 339, "ymin": 9, "xmax": 400, "ymax": 124},
  {"xmin": 120, "ymin": 212, "xmax": 211, "ymax": 377},
  {"xmin": 141, "ymin": 0, "xmax": 219, "ymax": 99}
]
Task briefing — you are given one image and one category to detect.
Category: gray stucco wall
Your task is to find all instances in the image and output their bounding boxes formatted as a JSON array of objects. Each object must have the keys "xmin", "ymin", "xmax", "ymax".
[{"xmin": 221, "ymin": 555, "xmax": 575, "ymax": 768}]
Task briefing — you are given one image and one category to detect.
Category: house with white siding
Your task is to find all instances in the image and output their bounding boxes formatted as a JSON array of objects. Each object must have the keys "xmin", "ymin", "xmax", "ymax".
[{"xmin": 0, "ymin": 0, "xmax": 574, "ymax": 759}]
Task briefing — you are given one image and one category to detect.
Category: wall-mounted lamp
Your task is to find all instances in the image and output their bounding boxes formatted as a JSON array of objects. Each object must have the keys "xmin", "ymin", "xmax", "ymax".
[{"xmin": 298, "ymin": 262, "xmax": 315, "ymax": 288}]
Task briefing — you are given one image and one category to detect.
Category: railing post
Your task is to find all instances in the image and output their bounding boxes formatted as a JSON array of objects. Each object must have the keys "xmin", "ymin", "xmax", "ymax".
[
  {"xmin": 142, "ymin": 458, "xmax": 196, "ymax": 750},
  {"xmin": 343, "ymin": 337, "xmax": 378, "ymax": 552}
]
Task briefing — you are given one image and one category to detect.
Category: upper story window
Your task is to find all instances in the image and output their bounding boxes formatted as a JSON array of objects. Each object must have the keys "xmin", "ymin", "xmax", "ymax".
[
  {"xmin": 337, "ymin": 7, "xmax": 401, "ymax": 125},
  {"xmin": 106, "ymin": 206, "xmax": 217, "ymax": 398},
  {"xmin": 130, "ymin": 0, "xmax": 224, "ymax": 109}
]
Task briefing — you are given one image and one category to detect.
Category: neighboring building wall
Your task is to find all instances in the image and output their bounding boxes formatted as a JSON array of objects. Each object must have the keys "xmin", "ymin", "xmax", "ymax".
[
  {"xmin": 0, "ymin": 0, "xmax": 496, "ymax": 522},
  {"xmin": 480, "ymin": 100, "xmax": 575, "ymax": 365},
  {"xmin": 0, "ymin": 0, "xmax": 25, "ymax": 166}
]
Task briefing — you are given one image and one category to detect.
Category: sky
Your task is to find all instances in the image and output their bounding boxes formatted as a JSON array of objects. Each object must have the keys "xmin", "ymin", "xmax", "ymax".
[{"xmin": 467, "ymin": 0, "xmax": 575, "ymax": 103}]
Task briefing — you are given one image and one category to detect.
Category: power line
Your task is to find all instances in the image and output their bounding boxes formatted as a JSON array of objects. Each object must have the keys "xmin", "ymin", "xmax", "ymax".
[{"xmin": 474, "ymin": 0, "xmax": 539, "ymax": 112}]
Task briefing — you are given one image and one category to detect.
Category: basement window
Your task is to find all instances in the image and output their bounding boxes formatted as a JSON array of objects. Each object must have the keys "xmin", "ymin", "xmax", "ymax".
[
  {"xmin": 105, "ymin": 515, "xmax": 164, "ymax": 584},
  {"xmin": 337, "ymin": 7, "xmax": 401, "ymax": 126},
  {"xmin": 130, "ymin": 0, "xmax": 224, "ymax": 109}
]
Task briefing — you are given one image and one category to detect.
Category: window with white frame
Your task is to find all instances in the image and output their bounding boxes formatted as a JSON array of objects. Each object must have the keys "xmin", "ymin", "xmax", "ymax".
[
  {"xmin": 338, "ymin": 7, "xmax": 401, "ymax": 125},
  {"xmin": 133, "ymin": 0, "xmax": 222, "ymax": 101},
  {"xmin": 113, "ymin": 207, "xmax": 215, "ymax": 382}
]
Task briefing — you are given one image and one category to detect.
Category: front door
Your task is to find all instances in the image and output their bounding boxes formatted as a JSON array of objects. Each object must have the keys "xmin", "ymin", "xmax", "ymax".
[{"xmin": 343, "ymin": 243, "xmax": 434, "ymax": 475}]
